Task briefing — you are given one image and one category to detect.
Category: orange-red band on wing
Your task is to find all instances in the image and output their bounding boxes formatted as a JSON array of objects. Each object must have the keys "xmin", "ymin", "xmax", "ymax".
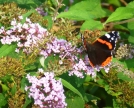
[
  {"xmin": 101, "ymin": 56, "xmax": 112, "ymax": 67},
  {"xmin": 89, "ymin": 60, "xmax": 94, "ymax": 67},
  {"xmin": 89, "ymin": 56, "xmax": 112, "ymax": 67},
  {"xmin": 97, "ymin": 39, "xmax": 112, "ymax": 49}
]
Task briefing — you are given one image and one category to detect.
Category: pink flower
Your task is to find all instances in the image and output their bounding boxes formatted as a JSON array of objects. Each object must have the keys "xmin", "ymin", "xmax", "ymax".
[
  {"xmin": 0, "ymin": 17, "xmax": 49, "ymax": 54},
  {"xmin": 25, "ymin": 69, "xmax": 67, "ymax": 108}
]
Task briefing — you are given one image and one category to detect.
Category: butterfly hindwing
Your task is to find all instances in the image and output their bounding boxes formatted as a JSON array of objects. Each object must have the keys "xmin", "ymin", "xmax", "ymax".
[{"xmin": 85, "ymin": 41, "xmax": 112, "ymax": 67}]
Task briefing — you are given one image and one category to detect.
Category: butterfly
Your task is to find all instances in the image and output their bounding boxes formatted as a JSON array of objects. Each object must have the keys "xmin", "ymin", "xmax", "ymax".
[{"xmin": 81, "ymin": 31, "xmax": 120, "ymax": 67}]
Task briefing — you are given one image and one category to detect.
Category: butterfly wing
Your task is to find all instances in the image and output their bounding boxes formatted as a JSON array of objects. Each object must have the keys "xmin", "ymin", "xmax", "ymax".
[
  {"xmin": 95, "ymin": 31, "xmax": 119, "ymax": 50},
  {"xmin": 82, "ymin": 31, "xmax": 119, "ymax": 67},
  {"xmin": 85, "ymin": 41, "xmax": 112, "ymax": 67}
]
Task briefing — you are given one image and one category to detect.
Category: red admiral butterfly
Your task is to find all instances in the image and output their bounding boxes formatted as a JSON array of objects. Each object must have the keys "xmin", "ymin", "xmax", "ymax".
[{"xmin": 81, "ymin": 31, "xmax": 119, "ymax": 67}]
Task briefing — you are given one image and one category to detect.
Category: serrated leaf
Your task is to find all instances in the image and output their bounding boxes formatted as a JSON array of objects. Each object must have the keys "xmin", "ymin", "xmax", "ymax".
[
  {"xmin": 66, "ymin": 96, "xmax": 84, "ymax": 108},
  {"xmin": 117, "ymin": 72, "xmax": 132, "ymax": 81},
  {"xmin": 0, "ymin": 93, "xmax": 7, "ymax": 107},
  {"xmin": 61, "ymin": 78, "xmax": 84, "ymax": 100},
  {"xmin": 0, "ymin": 44, "xmax": 17, "ymax": 58},
  {"xmin": 57, "ymin": 0, "xmax": 106, "ymax": 20},
  {"xmin": 105, "ymin": 7, "xmax": 134, "ymax": 23},
  {"xmin": 81, "ymin": 20, "xmax": 103, "ymax": 30}
]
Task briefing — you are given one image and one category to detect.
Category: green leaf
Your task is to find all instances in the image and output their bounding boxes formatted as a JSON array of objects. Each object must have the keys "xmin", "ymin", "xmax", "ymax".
[
  {"xmin": 66, "ymin": 96, "xmax": 84, "ymax": 108},
  {"xmin": 128, "ymin": 35, "xmax": 134, "ymax": 44},
  {"xmin": 0, "ymin": 44, "xmax": 17, "ymax": 58},
  {"xmin": 113, "ymin": 99, "xmax": 120, "ymax": 108},
  {"xmin": 0, "ymin": 93, "xmax": 7, "ymax": 107},
  {"xmin": 17, "ymin": 0, "xmax": 35, "ymax": 4},
  {"xmin": 117, "ymin": 72, "xmax": 132, "ymax": 81},
  {"xmin": 107, "ymin": 89, "xmax": 122, "ymax": 97},
  {"xmin": 0, "ymin": 75, "xmax": 13, "ymax": 83},
  {"xmin": 127, "ymin": 21, "xmax": 134, "ymax": 30},
  {"xmin": 84, "ymin": 75, "xmax": 93, "ymax": 82},
  {"xmin": 57, "ymin": 0, "xmax": 106, "ymax": 20},
  {"xmin": 81, "ymin": 20, "xmax": 103, "ymax": 30},
  {"xmin": 108, "ymin": 0, "xmax": 121, "ymax": 6},
  {"xmin": 21, "ymin": 76, "xmax": 28, "ymax": 91},
  {"xmin": 61, "ymin": 78, "xmax": 84, "ymax": 100},
  {"xmin": 114, "ymin": 24, "xmax": 129, "ymax": 31},
  {"xmin": 0, "ymin": 84, "xmax": 9, "ymax": 92},
  {"xmin": 11, "ymin": 84, "xmax": 17, "ymax": 95},
  {"xmin": 50, "ymin": 0, "xmax": 58, "ymax": 7},
  {"xmin": 57, "ymin": 10, "xmax": 94, "ymax": 20},
  {"xmin": 23, "ymin": 96, "xmax": 32, "ymax": 108},
  {"xmin": 105, "ymin": 7, "xmax": 134, "ymax": 23},
  {"xmin": 85, "ymin": 93, "xmax": 100, "ymax": 102},
  {"xmin": 124, "ymin": 58, "xmax": 134, "ymax": 68},
  {"xmin": 126, "ymin": 1, "xmax": 134, "ymax": 8},
  {"xmin": 96, "ymin": 79, "xmax": 107, "ymax": 86}
]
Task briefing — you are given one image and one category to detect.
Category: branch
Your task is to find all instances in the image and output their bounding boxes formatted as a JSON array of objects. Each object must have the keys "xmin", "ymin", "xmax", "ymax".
[
  {"xmin": 104, "ymin": 18, "xmax": 134, "ymax": 27},
  {"xmin": 120, "ymin": 0, "xmax": 127, "ymax": 6}
]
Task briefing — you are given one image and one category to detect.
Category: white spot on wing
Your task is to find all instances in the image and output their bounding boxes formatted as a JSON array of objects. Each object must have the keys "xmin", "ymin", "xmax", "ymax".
[
  {"xmin": 105, "ymin": 33, "xmax": 110, "ymax": 38},
  {"xmin": 111, "ymin": 37, "xmax": 114, "ymax": 40},
  {"xmin": 112, "ymin": 31, "xmax": 115, "ymax": 34}
]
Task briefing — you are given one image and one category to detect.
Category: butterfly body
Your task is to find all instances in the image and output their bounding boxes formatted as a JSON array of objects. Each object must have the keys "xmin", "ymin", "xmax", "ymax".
[{"xmin": 81, "ymin": 31, "xmax": 119, "ymax": 67}]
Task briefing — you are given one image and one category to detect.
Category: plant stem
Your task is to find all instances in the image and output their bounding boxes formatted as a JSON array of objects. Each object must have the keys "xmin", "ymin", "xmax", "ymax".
[{"xmin": 104, "ymin": 18, "xmax": 134, "ymax": 26}]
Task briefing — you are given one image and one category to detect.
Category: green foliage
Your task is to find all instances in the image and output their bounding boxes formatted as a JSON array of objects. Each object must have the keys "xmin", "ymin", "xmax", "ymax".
[
  {"xmin": 105, "ymin": 7, "xmax": 134, "ymax": 23},
  {"xmin": 0, "ymin": 93, "xmax": 7, "ymax": 107},
  {"xmin": 61, "ymin": 78, "xmax": 84, "ymax": 101},
  {"xmin": 0, "ymin": 0, "xmax": 134, "ymax": 108},
  {"xmin": 0, "ymin": 44, "xmax": 17, "ymax": 57},
  {"xmin": 81, "ymin": 20, "xmax": 103, "ymax": 30},
  {"xmin": 66, "ymin": 96, "xmax": 85, "ymax": 108},
  {"xmin": 57, "ymin": 0, "xmax": 106, "ymax": 20}
]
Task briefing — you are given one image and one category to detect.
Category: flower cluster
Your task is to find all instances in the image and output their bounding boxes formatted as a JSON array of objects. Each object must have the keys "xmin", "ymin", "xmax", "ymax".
[
  {"xmin": 25, "ymin": 69, "xmax": 67, "ymax": 108},
  {"xmin": 68, "ymin": 58, "xmax": 97, "ymax": 78},
  {"xmin": 0, "ymin": 16, "xmax": 110, "ymax": 78},
  {"xmin": 40, "ymin": 38, "xmax": 76, "ymax": 60},
  {"xmin": 40, "ymin": 37, "xmax": 99, "ymax": 78},
  {"xmin": 0, "ymin": 16, "xmax": 49, "ymax": 54},
  {"xmin": 115, "ymin": 43, "xmax": 134, "ymax": 59}
]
